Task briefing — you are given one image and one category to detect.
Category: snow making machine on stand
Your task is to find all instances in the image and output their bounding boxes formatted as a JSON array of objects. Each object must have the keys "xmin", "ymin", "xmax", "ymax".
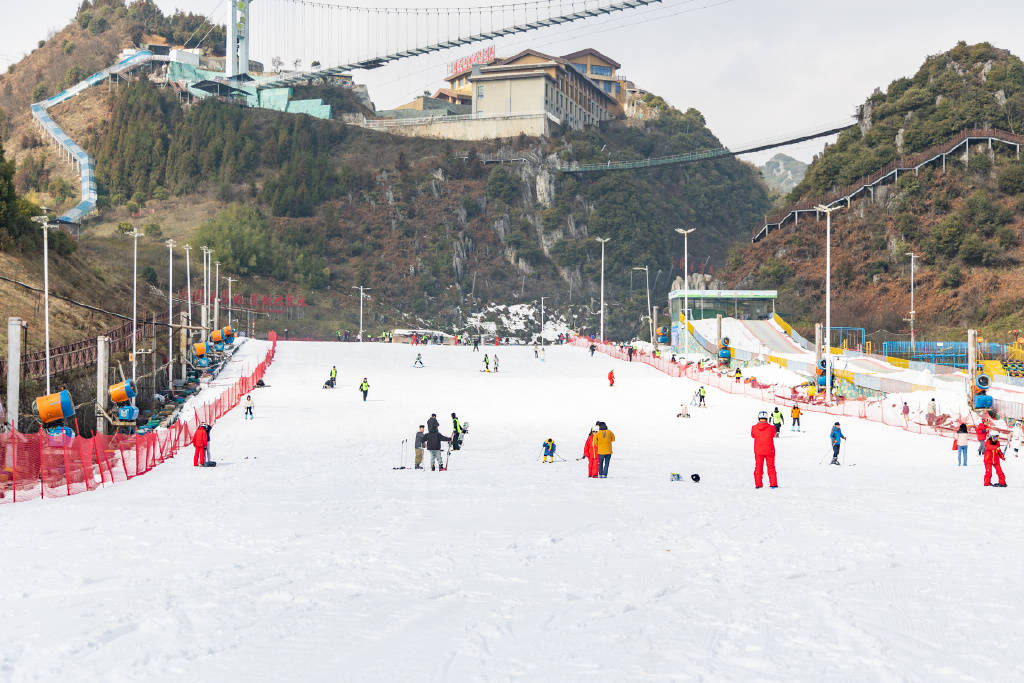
[{"xmin": 35, "ymin": 388, "xmax": 78, "ymax": 441}]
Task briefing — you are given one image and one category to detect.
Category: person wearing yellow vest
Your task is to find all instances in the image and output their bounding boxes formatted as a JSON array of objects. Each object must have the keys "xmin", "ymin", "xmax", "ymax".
[
  {"xmin": 790, "ymin": 405, "xmax": 801, "ymax": 432},
  {"xmin": 593, "ymin": 421, "xmax": 615, "ymax": 478},
  {"xmin": 359, "ymin": 378, "xmax": 369, "ymax": 401}
]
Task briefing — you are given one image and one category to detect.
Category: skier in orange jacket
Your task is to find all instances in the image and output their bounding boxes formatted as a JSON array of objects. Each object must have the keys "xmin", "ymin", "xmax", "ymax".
[{"xmin": 608, "ymin": 370, "xmax": 615, "ymax": 387}]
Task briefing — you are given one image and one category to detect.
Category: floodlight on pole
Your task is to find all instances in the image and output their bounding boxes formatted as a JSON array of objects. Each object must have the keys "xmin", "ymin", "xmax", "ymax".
[
  {"xmin": 632, "ymin": 266, "xmax": 653, "ymax": 344},
  {"xmin": 675, "ymin": 228, "xmax": 696, "ymax": 358},
  {"xmin": 906, "ymin": 252, "xmax": 918, "ymax": 354},
  {"xmin": 815, "ymin": 205, "xmax": 841, "ymax": 405},
  {"xmin": 595, "ymin": 237, "xmax": 611, "ymax": 342},
  {"xmin": 30, "ymin": 210, "xmax": 58, "ymax": 395},
  {"xmin": 166, "ymin": 239, "xmax": 175, "ymax": 392},
  {"xmin": 352, "ymin": 285, "xmax": 371, "ymax": 341}
]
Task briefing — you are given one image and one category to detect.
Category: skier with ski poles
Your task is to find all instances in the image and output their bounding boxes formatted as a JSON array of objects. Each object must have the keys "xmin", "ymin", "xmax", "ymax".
[
  {"xmin": 413, "ymin": 353, "xmax": 424, "ymax": 368},
  {"xmin": 751, "ymin": 411, "xmax": 778, "ymax": 488},
  {"xmin": 830, "ymin": 422, "xmax": 847, "ymax": 465},
  {"xmin": 542, "ymin": 438, "xmax": 557, "ymax": 463},
  {"xmin": 589, "ymin": 343, "xmax": 597, "ymax": 357},
  {"xmin": 790, "ymin": 405, "xmax": 801, "ymax": 432},
  {"xmin": 984, "ymin": 433, "xmax": 1007, "ymax": 487}
]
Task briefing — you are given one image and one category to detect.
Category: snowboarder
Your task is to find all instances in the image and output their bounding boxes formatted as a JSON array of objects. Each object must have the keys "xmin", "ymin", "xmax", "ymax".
[
  {"xmin": 542, "ymin": 438, "xmax": 557, "ymax": 463},
  {"xmin": 192, "ymin": 423, "xmax": 208, "ymax": 467},
  {"xmin": 451, "ymin": 413, "xmax": 464, "ymax": 450},
  {"xmin": 589, "ymin": 343, "xmax": 596, "ymax": 357},
  {"xmin": 984, "ymin": 433, "xmax": 1007, "ymax": 487},
  {"xmin": 751, "ymin": 411, "xmax": 778, "ymax": 488},
  {"xmin": 593, "ymin": 421, "xmax": 615, "ymax": 478},
  {"xmin": 482, "ymin": 354, "xmax": 490, "ymax": 372},
  {"xmin": 698, "ymin": 386, "xmax": 707, "ymax": 407},
  {"xmin": 926, "ymin": 398, "xmax": 938, "ymax": 426},
  {"xmin": 424, "ymin": 426, "xmax": 451, "ymax": 471},
  {"xmin": 1009, "ymin": 421, "xmax": 1023, "ymax": 458},
  {"xmin": 953, "ymin": 423, "xmax": 969, "ymax": 466},
  {"xmin": 790, "ymin": 405, "xmax": 801, "ymax": 432},
  {"xmin": 771, "ymin": 407, "xmax": 784, "ymax": 436},
  {"xmin": 493, "ymin": 354, "xmax": 500, "ymax": 373},
  {"xmin": 359, "ymin": 378, "xmax": 370, "ymax": 401},
  {"xmin": 975, "ymin": 420, "xmax": 990, "ymax": 457},
  {"xmin": 583, "ymin": 427, "xmax": 599, "ymax": 478},
  {"xmin": 830, "ymin": 421, "xmax": 846, "ymax": 465},
  {"xmin": 413, "ymin": 353, "xmax": 424, "ymax": 368},
  {"xmin": 414, "ymin": 425, "xmax": 426, "ymax": 469},
  {"xmin": 244, "ymin": 395, "xmax": 254, "ymax": 420},
  {"xmin": 608, "ymin": 370, "xmax": 615, "ymax": 387}
]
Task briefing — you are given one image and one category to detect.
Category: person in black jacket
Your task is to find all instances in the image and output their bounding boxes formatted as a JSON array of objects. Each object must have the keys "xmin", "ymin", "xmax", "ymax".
[
  {"xmin": 451, "ymin": 412, "xmax": 464, "ymax": 450},
  {"xmin": 425, "ymin": 427, "xmax": 451, "ymax": 471},
  {"xmin": 427, "ymin": 413, "xmax": 439, "ymax": 432}
]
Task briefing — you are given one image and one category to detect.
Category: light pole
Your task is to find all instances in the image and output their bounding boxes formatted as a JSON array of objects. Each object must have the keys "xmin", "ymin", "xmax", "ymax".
[
  {"xmin": 129, "ymin": 226, "xmax": 143, "ymax": 396},
  {"xmin": 30, "ymin": 211, "xmax": 58, "ymax": 394},
  {"xmin": 183, "ymin": 243, "xmax": 192, "ymax": 327},
  {"xmin": 200, "ymin": 246, "xmax": 211, "ymax": 331},
  {"xmin": 632, "ymin": 265, "xmax": 653, "ymax": 345},
  {"xmin": 225, "ymin": 276, "xmax": 237, "ymax": 329},
  {"xmin": 539, "ymin": 296, "xmax": 546, "ymax": 346},
  {"xmin": 675, "ymin": 228, "xmax": 696, "ymax": 358},
  {"xmin": 352, "ymin": 285, "xmax": 371, "ymax": 341},
  {"xmin": 906, "ymin": 252, "xmax": 917, "ymax": 354},
  {"xmin": 595, "ymin": 237, "xmax": 611, "ymax": 342},
  {"xmin": 816, "ymin": 205, "xmax": 840, "ymax": 404},
  {"xmin": 166, "ymin": 238, "xmax": 175, "ymax": 392},
  {"xmin": 213, "ymin": 260, "xmax": 221, "ymax": 330}
]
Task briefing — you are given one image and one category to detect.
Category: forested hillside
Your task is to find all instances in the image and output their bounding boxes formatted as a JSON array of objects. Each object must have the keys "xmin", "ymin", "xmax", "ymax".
[{"xmin": 723, "ymin": 42, "xmax": 1024, "ymax": 340}]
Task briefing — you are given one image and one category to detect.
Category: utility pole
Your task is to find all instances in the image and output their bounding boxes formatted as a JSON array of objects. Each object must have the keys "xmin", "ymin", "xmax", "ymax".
[
  {"xmin": 128, "ymin": 227, "xmax": 144, "ymax": 397},
  {"xmin": 595, "ymin": 237, "xmax": 611, "ymax": 342},
  {"xmin": 166, "ymin": 239, "xmax": 175, "ymax": 392},
  {"xmin": 675, "ymin": 228, "xmax": 696, "ymax": 358},
  {"xmin": 213, "ymin": 261, "xmax": 221, "ymax": 330},
  {"xmin": 200, "ymin": 246, "xmax": 211, "ymax": 332},
  {"xmin": 183, "ymin": 243, "xmax": 192, "ymax": 328},
  {"xmin": 352, "ymin": 285, "xmax": 371, "ymax": 341},
  {"xmin": 30, "ymin": 211, "xmax": 59, "ymax": 394},
  {"xmin": 632, "ymin": 265, "xmax": 652, "ymax": 344},
  {"xmin": 225, "ymin": 276, "xmax": 237, "ymax": 329},
  {"xmin": 540, "ymin": 296, "xmax": 546, "ymax": 346},
  {"xmin": 816, "ymin": 205, "xmax": 841, "ymax": 404},
  {"xmin": 906, "ymin": 252, "xmax": 917, "ymax": 354}
]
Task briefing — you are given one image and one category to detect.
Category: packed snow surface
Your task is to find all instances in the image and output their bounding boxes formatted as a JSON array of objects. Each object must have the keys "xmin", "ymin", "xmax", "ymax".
[{"xmin": 3, "ymin": 342, "xmax": 1024, "ymax": 681}]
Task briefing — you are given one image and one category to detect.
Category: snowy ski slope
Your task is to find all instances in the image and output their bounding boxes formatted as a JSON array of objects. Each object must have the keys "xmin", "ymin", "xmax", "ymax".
[{"xmin": 2, "ymin": 341, "xmax": 1023, "ymax": 681}]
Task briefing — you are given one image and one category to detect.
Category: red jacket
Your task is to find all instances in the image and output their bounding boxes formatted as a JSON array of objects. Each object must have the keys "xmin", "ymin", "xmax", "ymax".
[
  {"xmin": 751, "ymin": 421, "xmax": 776, "ymax": 456},
  {"xmin": 608, "ymin": 370, "xmax": 615, "ymax": 380},
  {"xmin": 192, "ymin": 428, "xmax": 208, "ymax": 449},
  {"xmin": 976, "ymin": 423, "xmax": 989, "ymax": 441},
  {"xmin": 984, "ymin": 440, "xmax": 1004, "ymax": 464},
  {"xmin": 583, "ymin": 433, "xmax": 597, "ymax": 460}
]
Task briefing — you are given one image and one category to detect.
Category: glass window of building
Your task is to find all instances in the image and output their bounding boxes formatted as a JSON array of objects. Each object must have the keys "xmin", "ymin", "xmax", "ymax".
[
  {"xmin": 478, "ymin": 86, "xmax": 484, "ymax": 98},
  {"xmin": 590, "ymin": 64, "xmax": 613, "ymax": 77},
  {"xmin": 572, "ymin": 63, "xmax": 586, "ymax": 73}
]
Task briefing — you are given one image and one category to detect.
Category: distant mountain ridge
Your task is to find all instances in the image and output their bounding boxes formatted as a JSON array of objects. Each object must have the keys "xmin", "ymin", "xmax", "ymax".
[{"xmin": 759, "ymin": 153, "xmax": 807, "ymax": 194}]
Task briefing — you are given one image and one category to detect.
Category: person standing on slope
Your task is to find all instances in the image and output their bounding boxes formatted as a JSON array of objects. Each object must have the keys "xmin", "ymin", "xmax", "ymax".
[
  {"xmin": 751, "ymin": 411, "xmax": 778, "ymax": 488},
  {"xmin": 593, "ymin": 421, "xmax": 615, "ymax": 478},
  {"xmin": 589, "ymin": 343, "xmax": 597, "ymax": 357},
  {"xmin": 483, "ymin": 354, "xmax": 490, "ymax": 373},
  {"xmin": 424, "ymin": 425, "xmax": 451, "ymax": 471},
  {"xmin": 954, "ymin": 423, "xmax": 970, "ymax": 467},
  {"xmin": 493, "ymin": 354, "xmax": 500, "ymax": 373},
  {"xmin": 329, "ymin": 365, "xmax": 338, "ymax": 388},
  {"xmin": 451, "ymin": 412, "xmax": 464, "ymax": 450},
  {"xmin": 984, "ymin": 433, "xmax": 1007, "ymax": 487},
  {"xmin": 1009, "ymin": 421, "xmax": 1023, "ymax": 458},
  {"xmin": 583, "ymin": 426, "xmax": 599, "ymax": 478},
  {"xmin": 359, "ymin": 378, "xmax": 370, "ymax": 402},
  {"xmin": 413, "ymin": 353, "xmax": 424, "ymax": 368},
  {"xmin": 829, "ymin": 421, "xmax": 846, "ymax": 465},
  {"xmin": 698, "ymin": 386, "xmax": 707, "ymax": 407},
  {"xmin": 542, "ymin": 438, "xmax": 557, "ymax": 463},
  {"xmin": 790, "ymin": 405, "xmax": 801, "ymax": 432},
  {"xmin": 244, "ymin": 394, "xmax": 254, "ymax": 420},
  {"xmin": 427, "ymin": 413, "xmax": 439, "ymax": 432},
  {"xmin": 975, "ymin": 420, "xmax": 990, "ymax": 457},
  {"xmin": 414, "ymin": 425, "xmax": 426, "ymax": 469},
  {"xmin": 771, "ymin": 407, "xmax": 784, "ymax": 436},
  {"xmin": 473, "ymin": 337, "xmax": 480, "ymax": 352},
  {"xmin": 192, "ymin": 422, "xmax": 209, "ymax": 467},
  {"xmin": 902, "ymin": 402, "xmax": 910, "ymax": 426},
  {"xmin": 608, "ymin": 370, "xmax": 615, "ymax": 387},
  {"xmin": 926, "ymin": 398, "xmax": 939, "ymax": 426}
]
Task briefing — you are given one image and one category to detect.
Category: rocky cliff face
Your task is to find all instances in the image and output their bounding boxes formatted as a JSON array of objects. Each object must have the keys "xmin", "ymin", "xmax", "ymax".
[{"xmin": 760, "ymin": 153, "xmax": 808, "ymax": 194}]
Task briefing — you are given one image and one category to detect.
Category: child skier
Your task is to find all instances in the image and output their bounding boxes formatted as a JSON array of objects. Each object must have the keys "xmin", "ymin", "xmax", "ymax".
[
  {"xmin": 542, "ymin": 438, "xmax": 557, "ymax": 463},
  {"xmin": 359, "ymin": 378, "xmax": 370, "ymax": 401},
  {"xmin": 608, "ymin": 370, "xmax": 615, "ymax": 387},
  {"xmin": 790, "ymin": 405, "xmax": 801, "ymax": 432},
  {"xmin": 829, "ymin": 422, "xmax": 846, "ymax": 465},
  {"xmin": 244, "ymin": 395, "xmax": 254, "ymax": 420},
  {"xmin": 975, "ymin": 420, "xmax": 990, "ymax": 457},
  {"xmin": 984, "ymin": 433, "xmax": 1007, "ymax": 487},
  {"xmin": 583, "ymin": 427, "xmax": 598, "ymax": 477},
  {"xmin": 413, "ymin": 353, "xmax": 424, "ymax": 368}
]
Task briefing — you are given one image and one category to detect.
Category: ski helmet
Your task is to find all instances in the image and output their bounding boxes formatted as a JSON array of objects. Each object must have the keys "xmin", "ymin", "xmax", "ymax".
[
  {"xmin": 758, "ymin": 410, "xmax": 769, "ymax": 420},
  {"xmin": 690, "ymin": 473, "xmax": 700, "ymax": 483}
]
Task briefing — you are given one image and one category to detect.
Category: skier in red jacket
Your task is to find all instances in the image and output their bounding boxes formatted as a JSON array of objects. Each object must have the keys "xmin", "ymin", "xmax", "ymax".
[
  {"xmin": 751, "ymin": 410, "xmax": 778, "ymax": 489},
  {"xmin": 191, "ymin": 424, "xmax": 208, "ymax": 467},
  {"xmin": 975, "ymin": 421, "xmax": 990, "ymax": 457},
  {"xmin": 984, "ymin": 433, "xmax": 1007, "ymax": 487},
  {"xmin": 608, "ymin": 370, "xmax": 615, "ymax": 387},
  {"xmin": 583, "ymin": 427, "xmax": 599, "ymax": 478}
]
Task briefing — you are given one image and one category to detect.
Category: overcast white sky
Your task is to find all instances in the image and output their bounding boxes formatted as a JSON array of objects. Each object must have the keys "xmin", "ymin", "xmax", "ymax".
[{"xmin": 4, "ymin": 0, "xmax": 1024, "ymax": 164}]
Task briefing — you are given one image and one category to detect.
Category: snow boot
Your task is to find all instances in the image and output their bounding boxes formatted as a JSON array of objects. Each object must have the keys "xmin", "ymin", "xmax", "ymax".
[{"xmin": 830, "ymin": 458, "xmax": 840, "ymax": 466}]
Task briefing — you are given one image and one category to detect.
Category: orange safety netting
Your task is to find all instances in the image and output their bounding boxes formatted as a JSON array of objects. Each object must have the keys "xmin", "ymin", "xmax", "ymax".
[{"xmin": 0, "ymin": 333, "xmax": 277, "ymax": 504}]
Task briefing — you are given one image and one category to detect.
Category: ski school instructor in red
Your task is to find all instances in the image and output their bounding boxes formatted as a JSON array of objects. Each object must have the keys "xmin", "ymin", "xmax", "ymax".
[{"xmin": 751, "ymin": 410, "xmax": 779, "ymax": 489}]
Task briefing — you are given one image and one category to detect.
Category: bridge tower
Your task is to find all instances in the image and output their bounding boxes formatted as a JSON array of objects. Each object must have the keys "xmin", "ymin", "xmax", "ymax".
[{"xmin": 226, "ymin": 0, "xmax": 252, "ymax": 77}]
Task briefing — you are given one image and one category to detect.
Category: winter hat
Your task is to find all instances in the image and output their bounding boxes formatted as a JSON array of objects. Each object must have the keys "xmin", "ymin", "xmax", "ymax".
[
  {"xmin": 758, "ymin": 411, "xmax": 769, "ymax": 420},
  {"xmin": 451, "ymin": 413, "xmax": 457, "ymax": 418},
  {"xmin": 990, "ymin": 433, "xmax": 1000, "ymax": 441},
  {"xmin": 690, "ymin": 473, "xmax": 701, "ymax": 483}
]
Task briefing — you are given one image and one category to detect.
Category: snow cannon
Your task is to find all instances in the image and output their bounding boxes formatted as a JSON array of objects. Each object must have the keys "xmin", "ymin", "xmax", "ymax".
[
  {"xmin": 972, "ymin": 373, "xmax": 993, "ymax": 409},
  {"xmin": 656, "ymin": 326, "xmax": 670, "ymax": 344},
  {"xmin": 35, "ymin": 389, "xmax": 75, "ymax": 424},
  {"xmin": 974, "ymin": 394, "xmax": 993, "ymax": 410},
  {"xmin": 108, "ymin": 379, "xmax": 137, "ymax": 404},
  {"xmin": 46, "ymin": 425, "xmax": 74, "ymax": 440},
  {"xmin": 193, "ymin": 342, "xmax": 207, "ymax": 357},
  {"xmin": 975, "ymin": 374, "xmax": 992, "ymax": 391},
  {"xmin": 117, "ymin": 404, "xmax": 140, "ymax": 421},
  {"xmin": 210, "ymin": 326, "xmax": 235, "ymax": 345},
  {"xmin": 718, "ymin": 336, "xmax": 731, "ymax": 360}
]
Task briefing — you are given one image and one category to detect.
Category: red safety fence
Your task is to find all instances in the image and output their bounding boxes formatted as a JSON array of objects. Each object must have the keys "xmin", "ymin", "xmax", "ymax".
[
  {"xmin": 572, "ymin": 336, "xmax": 1005, "ymax": 441},
  {"xmin": 0, "ymin": 333, "xmax": 277, "ymax": 504}
]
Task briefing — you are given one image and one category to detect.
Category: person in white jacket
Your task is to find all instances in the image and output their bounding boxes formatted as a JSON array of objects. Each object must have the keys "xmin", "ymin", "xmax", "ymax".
[
  {"xmin": 1009, "ymin": 422, "xmax": 1023, "ymax": 458},
  {"xmin": 244, "ymin": 395, "xmax": 255, "ymax": 420}
]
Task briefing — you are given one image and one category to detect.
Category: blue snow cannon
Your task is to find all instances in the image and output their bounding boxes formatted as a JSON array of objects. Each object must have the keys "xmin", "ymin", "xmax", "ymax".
[
  {"xmin": 718, "ymin": 336, "xmax": 731, "ymax": 359},
  {"xmin": 974, "ymin": 394, "xmax": 993, "ymax": 410},
  {"xmin": 118, "ymin": 404, "xmax": 140, "ymax": 421}
]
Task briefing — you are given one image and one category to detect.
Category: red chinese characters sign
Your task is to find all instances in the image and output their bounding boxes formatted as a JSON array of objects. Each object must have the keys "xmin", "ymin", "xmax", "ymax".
[{"xmin": 446, "ymin": 45, "xmax": 495, "ymax": 77}]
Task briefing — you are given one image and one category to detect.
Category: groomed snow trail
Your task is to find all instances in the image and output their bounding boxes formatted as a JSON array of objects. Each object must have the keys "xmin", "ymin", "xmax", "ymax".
[{"xmin": 3, "ymin": 342, "xmax": 1023, "ymax": 681}]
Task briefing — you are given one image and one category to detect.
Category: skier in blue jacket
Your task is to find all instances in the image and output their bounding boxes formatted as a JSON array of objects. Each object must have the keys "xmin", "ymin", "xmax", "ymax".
[
  {"xmin": 829, "ymin": 422, "xmax": 846, "ymax": 465},
  {"xmin": 542, "ymin": 438, "xmax": 557, "ymax": 463}
]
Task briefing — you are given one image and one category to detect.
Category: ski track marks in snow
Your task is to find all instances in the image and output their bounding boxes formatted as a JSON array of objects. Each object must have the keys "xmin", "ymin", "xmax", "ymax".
[{"xmin": 2, "ymin": 341, "xmax": 1024, "ymax": 682}]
